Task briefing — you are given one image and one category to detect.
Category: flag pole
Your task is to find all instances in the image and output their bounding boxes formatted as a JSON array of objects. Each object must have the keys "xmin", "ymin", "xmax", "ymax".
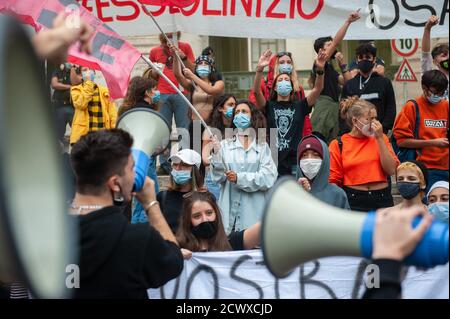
[
  {"xmin": 141, "ymin": 55, "xmax": 229, "ymax": 171},
  {"xmin": 141, "ymin": 4, "xmax": 197, "ymax": 89},
  {"xmin": 140, "ymin": 55, "xmax": 211, "ymax": 137}
]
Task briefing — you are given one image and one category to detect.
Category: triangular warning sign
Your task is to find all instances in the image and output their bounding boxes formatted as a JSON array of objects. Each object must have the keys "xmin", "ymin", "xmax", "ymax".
[{"xmin": 396, "ymin": 59, "xmax": 418, "ymax": 82}]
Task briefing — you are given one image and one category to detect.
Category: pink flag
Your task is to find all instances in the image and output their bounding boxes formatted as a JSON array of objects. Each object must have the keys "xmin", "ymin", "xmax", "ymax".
[
  {"xmin": 1, "ymin": 0, "xmax": 141, "ymax": 99},
  {"xmin": 137, "ymin": 0, "xmax": 195, "ymax": 7}
]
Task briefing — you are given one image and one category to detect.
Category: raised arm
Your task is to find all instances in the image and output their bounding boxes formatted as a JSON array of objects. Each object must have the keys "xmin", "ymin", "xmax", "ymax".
[
  {"xmin": 421, "ymin": 16, "xmax": 439, "ymax": 75},
  {"xmin": 136, "ymin": 177, "xmax": 178, "ymax": 246},
  {"xmin": 169, "ymin": 44, "xmax": 192, "ymax": 90},
  {"xmin": 422, "ymin": 16, "xmax": 439, "ymax": 54},
  {"xmin": 183, "ymin": 68, "xmax": 225, "ymax": 95},
  {"xmin": 325, "ymin": 11, "xmax": 361, "ymax": 58},
  {"xmin": 306, "ymin": 49, "xmax": 327, "ymax": 107},
  {"xmin": 253, "ymin": 49, "xmax": 272, "ymax": 111}
]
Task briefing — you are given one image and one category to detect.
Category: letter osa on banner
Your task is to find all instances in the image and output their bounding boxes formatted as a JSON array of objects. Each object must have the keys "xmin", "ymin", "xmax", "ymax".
[
  {"xmin": 148, "ymin": 250, "xmax": 449, "ymax": 299},
  {"xmin": 79, "ymin": 0, "xmax": 448, "ymax": 39}
]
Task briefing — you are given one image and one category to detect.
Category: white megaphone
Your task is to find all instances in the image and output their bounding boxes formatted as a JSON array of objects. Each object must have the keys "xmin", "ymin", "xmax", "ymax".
[
  {"xmin": 262, "ymin": 177, "xmax": 449, "ymax": 278},
  {"xmin": 0, "ymin": 16, "xmax": 76, "ymax": 298},
  {"xmin": 116, "ymin": 108, "xmax": 170, "ymax": 191}
]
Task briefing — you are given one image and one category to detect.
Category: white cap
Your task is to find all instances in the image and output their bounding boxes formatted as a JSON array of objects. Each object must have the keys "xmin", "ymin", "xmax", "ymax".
[
  {"xmin": 427, "ymin": 181, "xmax": 449, "ymax": 198},
  {"xmin": 169, "ymin": 149, "xmax": 201, "ymax": 168}
]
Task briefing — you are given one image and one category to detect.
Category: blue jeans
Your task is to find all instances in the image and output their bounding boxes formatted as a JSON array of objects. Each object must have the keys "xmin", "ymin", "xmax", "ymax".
[
  {"xmin": 426, "ymin": 169, "xmax": 449, "ymax": 194},
  {"xmin": 131, "ymin": 157, "xmax": 159, "ymax": 224},
  {"xmin": 158, "ymin": 93, "xmax": 190, "ymax": 172},
  {"xmin": 205, "ymin": 170, "xmax": 221, "ymax": 202}
]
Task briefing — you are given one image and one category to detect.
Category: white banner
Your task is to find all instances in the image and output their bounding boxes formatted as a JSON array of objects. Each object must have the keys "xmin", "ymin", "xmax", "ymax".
[
  {"xmin": 148, "ymin": 250, "xmax": 449, "ymax": 299},
  {"xmin": 80, "ymin": 0, "xmax": 449, "ymax": 39}
]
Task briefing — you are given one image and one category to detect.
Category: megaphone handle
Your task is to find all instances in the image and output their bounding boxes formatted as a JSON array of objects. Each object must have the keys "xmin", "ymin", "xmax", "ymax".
[{"xmin": 141, "ymin": 55, "xmax": 211, "ymax": 137}]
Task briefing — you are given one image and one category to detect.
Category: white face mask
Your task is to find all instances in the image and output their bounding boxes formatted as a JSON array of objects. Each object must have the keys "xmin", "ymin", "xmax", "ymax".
[
  {"xmin": 300, "ymin": 159, "xmax": 322, "ymax": 180},
  {"xmin": 357, "ymin": 120, "xmax": 375, "ymax": 137}
]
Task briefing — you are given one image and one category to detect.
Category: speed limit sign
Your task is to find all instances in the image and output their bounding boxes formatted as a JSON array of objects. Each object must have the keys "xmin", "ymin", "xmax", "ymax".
[{"xmin": 391, "ymin": 39, "xmax": 419, "ymax": 57}]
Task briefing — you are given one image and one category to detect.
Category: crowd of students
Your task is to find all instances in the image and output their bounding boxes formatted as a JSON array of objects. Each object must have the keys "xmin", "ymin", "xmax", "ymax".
[{"xmin": 9, "ymin": 11, "xmax": 447, "ymax": 299}]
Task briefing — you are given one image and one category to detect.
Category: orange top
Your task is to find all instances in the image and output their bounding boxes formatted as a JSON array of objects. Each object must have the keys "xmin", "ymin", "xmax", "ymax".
[
  {"xmin": 329, "ymin": 134, "xmax": 399, "ymax": 187},
  {"xmin": 393, "ymin": 96, "xmax": 449, "ymax": 170}
]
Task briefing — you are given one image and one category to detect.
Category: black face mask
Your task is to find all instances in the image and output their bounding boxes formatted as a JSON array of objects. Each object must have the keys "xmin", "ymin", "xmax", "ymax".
[
  {"xmin": 440, "ymin": 59, "xmax": 449, "ymax": 71},
  {"xmin": 397, "ymin": 182, "xmax": 421, "ymax": 200},
  {"xmin": 358, "ymin": 60, "xmax": 375, "ymax": 74},
  {"xmin": 191, "ymin": 221, "xmax": 218, "ymax": 239}
]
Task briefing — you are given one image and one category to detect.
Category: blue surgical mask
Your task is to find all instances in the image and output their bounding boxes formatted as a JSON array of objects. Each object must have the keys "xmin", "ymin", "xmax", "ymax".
[
  {"xmin": 171, "ymin": 169, "xmax": 192, "ymax": 185},
  {"xmin": 276, "ymin": 80, "xmax": 292, "ymax": 97},
  {"xmin": 428, "ymin": 202, "xmax": 449, "ymax": 223},
  {"xmin": 224, "ymin": 106, "xmax": 234, "ymax": 119},
  {"xmin": 427, "ymin": 93, "xmax": 443, "ymax": 104},
  {"xmin": 397, "ymin": 182, "xmax": 421, "ymax": 200},
  {"xmin": 196, "ymin": 65, "xmax": 211, "ymax": 78},
  {"xmin": 151, "ymin": 90, "xmax": 161, "ymax": 104},
  {"xmin": 233, "ymin": 113, "xmax": 251, "ymax": 130},
  {"xmin": 82, "ymin": 70, "xmax": 95, "ymax": 82},
  {"xmin": 279, "ymin": 64, "xmax": 293, "ymax": 74}
]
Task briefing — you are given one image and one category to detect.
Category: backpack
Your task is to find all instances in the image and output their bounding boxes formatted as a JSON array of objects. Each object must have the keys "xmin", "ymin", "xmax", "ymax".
[{"xmin": 390, "ymin": 99, "xmax": 421, "ymax": 163}]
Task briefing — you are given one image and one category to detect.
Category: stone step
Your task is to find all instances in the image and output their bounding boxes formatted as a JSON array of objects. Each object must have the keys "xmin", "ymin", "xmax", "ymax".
[{"xmin": 157, "ymin": 175, "xmax": 402, "ymax": 201}]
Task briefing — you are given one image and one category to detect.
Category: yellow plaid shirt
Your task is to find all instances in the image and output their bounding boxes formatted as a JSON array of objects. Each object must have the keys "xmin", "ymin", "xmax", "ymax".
[{"xmin": 88, "ymin": 87, "xmax": 104, "ymax": 131}]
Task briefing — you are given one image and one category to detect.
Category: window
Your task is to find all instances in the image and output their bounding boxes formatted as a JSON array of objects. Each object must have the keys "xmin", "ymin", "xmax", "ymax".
[{"xmin": 251, "ymin": 38, "xmax": 286, "ymax": 71}]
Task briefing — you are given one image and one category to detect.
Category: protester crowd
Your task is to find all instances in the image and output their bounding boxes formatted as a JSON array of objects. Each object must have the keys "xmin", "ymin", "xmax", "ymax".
[{"xmin": 4, "ymin": 11, "xmax": 448, "ymax": 299}]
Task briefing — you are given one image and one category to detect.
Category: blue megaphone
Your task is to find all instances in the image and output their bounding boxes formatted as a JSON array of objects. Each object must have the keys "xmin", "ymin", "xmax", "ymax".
[
  {"xmin": 116, "ymin": 108, "xmax": 170, "ymax": 191},
  {"xmin": 262, "ymin": 178, "xmax": 449, "ymax": 278},
  {"xmin": 361, "ymin": 212, "xmax": 448, "ymax": 268}
]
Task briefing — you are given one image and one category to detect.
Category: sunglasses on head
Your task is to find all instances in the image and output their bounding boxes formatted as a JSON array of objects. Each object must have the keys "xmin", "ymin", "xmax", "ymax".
[{"xmin": 277, "ymin": 51, "xmax": 292, "ymax": 58}]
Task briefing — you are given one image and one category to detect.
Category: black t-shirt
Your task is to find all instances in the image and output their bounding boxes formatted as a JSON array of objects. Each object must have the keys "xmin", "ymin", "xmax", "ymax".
[
  {"xmin": 340, "ymin": 73, "xmax": 396, "ymax": 135},
  {"xmin": 266, "ymin": 99, "xmax": 311, "ymax": 176},
  {"xmin": 157, "ymin": 190, "xmax": 189, "ymax": 234},
  {"xmin": 51, "ymin": 68, "xmax": 72, "ymax": 105},
  {"xmin": 312, "ymin": 61, "xmax": 340, "ymax": 102},
  {"xmin": 75, "ymin": 206, "xmax": 183, "ymax": 298},
  {"xmin": 228, "ymin": 230, "xmax": 245, "ymax": 250}
]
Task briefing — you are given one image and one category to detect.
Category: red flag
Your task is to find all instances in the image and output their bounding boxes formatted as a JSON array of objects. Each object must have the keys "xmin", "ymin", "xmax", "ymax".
[
  {"xmin": 1, "ymin": 0, "xmax": 141, "ymax": 99},
  {"xmin": 137, "ymin": 0, "xmax": 195, "ymax": 7}
]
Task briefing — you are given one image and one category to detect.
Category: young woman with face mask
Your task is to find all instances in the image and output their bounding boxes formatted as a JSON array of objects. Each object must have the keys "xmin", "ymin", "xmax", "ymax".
[
  {"xmin": 155, "ymin": 149, "xmax": 205, "ymax": 234},
  {"xmin": 119, "ymin": 76, "xmax": 160, "ymax": 116},
  {"xmin": 210, "ymin": 101, "xmax": 278, "ymax": 234},
  {"xmin": 329, "ymin": 97, "xmax": 400, "ymax": 212},
  {"xmin": 296, "ymin": 135, "xmax": 350, "ymax": 209},
  {"xmin": 70, "ymin": 66, "xmax": 117, "ymax": 145},
  {"xmin": 427, "ymin": 181, "xmax": 449, "ymax": 223},
  {"xmin": 201, "ymin": 94, "xmax": 237, "ymax": 201},
  {"xmin": 394, "ymin": 161, "xmax": 428, "ymax": 210},
  {"xmin": 171, "ymin": 48, "xmax": 224, "ymax": 122},
  {"xmin": 171, "ymin": 49, "xmax": 225, "ymax": 173},
  {"xmin": 253, "ymin": 49, "xmax": 327, "ymax": 177},
  {"xmin": 248, "ymin": 52, "xmax": 312, "ymax": 137},
  {"xmin": 176, "ymin": 192, "xmax": 261, "ymax": 258},
  {"xmin": 119, "ymin": 76, "xmax": 162, "ymax": 224}
]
